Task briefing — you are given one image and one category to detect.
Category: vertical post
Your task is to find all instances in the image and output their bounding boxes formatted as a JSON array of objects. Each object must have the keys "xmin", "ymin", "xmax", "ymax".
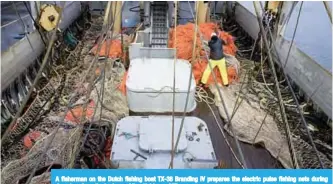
[
  {"xmin": 267, "ymin": 1, "xmax": 281, "ymax": 13},
  {"xmin": 103, "ymin": 2, "xmax": 112, "ymax": 26},
  {"xmin": 111, "ymin": 1, "xmax": 122, "ymax": 33},
  {"xmin": 192, "ymin": 2, "xmax": 199, "ymax": 61},
  {"xmin": 206, "ymin": 2, "xmax": 211, "ymax": 22},
  {"xmin": 197, "ymin": 1, "xmax": 208, "ymax": 24}
]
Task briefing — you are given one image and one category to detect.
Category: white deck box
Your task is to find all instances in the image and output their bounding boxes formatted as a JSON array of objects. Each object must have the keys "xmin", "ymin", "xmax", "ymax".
[
  {"xmin": 110, "ymin": 116, "xmax": 218, "ymax": 169},
  {"xmin": 126, "ymin": 57, "xmax": 197, "ymax": 113}
]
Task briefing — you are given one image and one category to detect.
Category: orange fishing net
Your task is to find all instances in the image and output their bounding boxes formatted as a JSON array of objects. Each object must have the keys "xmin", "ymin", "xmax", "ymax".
[
  {"xmin": 23, "ymin": 131, "xmax": 41, "ymax": 149},
  {"xmin": 117, "ymin": 22, "xmax": 239, "ymax": 94},
  {"xmin": 65, "ymin": 100, "xmax": 95, "ymax": 124},
  {"xmin": 168, "ymin": 23, "xmax": 237, "ymax": 59},
  {"xmin": 119, "ymin": 71, "xmax": 128, "ymax": 96},
  {"xmin": 168, "ymin": 22, "xmax": 238, "ymax": 87},
  {"xmin": 90, "ymin": 39, "xmax": 128, "ymax": 61}
]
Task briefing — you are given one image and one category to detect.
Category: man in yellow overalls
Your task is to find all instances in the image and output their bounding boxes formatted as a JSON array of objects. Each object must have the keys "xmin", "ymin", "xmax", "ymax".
[{"xmin": 200, "ymin": 32, "xmax": 229, "ymax": 87}]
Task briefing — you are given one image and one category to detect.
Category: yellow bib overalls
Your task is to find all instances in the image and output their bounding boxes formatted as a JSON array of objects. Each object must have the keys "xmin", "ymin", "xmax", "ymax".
[{"xmin": 201, "ymin": 58, "xmax": 229, "ymax": 86}]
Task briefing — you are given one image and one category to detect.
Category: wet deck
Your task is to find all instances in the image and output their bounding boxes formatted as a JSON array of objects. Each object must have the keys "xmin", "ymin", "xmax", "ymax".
[
  {"xmin": 193, "ymin": 98, "xmax": 283, "ymax": 169},
  {"xmin": 130, "ymin": 90, "xmax": 283, "ymax": 169}
]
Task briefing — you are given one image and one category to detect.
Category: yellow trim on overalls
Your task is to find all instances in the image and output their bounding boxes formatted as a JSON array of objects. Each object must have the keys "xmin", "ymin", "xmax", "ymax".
[{"xmin": 201, "ymin": 58, "xmax": 229, "ymax": 85}]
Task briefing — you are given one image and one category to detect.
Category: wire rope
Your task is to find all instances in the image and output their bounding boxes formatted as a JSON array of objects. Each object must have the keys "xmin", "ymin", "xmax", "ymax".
[
  {"xmin": 22, "ymin": 2, "xmax": 122, "ymax": 183},
  {"xmin": 257, "ymin": 1, "xmax": 325, "ymax": 168},
  {"xmin": 283, "ymin": 1, "xmax": 303, "ymax": 68},
  {"xmin": 169, "ymin": 1, "xmax": 178, "ymax": 169}
]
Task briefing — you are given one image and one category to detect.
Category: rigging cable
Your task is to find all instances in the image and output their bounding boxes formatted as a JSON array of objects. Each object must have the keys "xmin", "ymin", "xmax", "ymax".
[
  {"xmin": 1, "ymin": 2, "xmax": 65, "ymax": 144},
  {"xmin": 65, "ymin": 1, "xmax": 125, "ymax": 169},
  {"xmin": 283, "ymin": 1, "xmax": 303, "ymax": 68},
  {"xmin": 278, "ymin": 2, "xmax": 297, "ymax": 36},
  {"xmin": 323, "ymin": 1, "xmax": 332, "ymax": 24},
  {"xmin": 73, "ymin": 1, "xmax": 124, "ymax": 170},
  {"xmin": 169, "ymin": 1, "xmax": 199, "ymax": 169},
  {"xmin": 257, "ymin": 1, "xmax": 325, "ymax": 168},
  {"xmin": 187, "ymin": 1, "xmax": 248, "ymax": 168},
  {"xmin": 170, "ymin": 1, "xmax": 248, "ymax": 169},
  {"xmin": 22, "ymin": 1, "xmax": 47, "ymax": 46},
  {"xmin": 23, "ymin": 2, "xmax": 120, "ymax": 183},
  {"xmin": 6, "ymin": 2, "xmax": 60, "ymax": 141},
  {"xmin": 253, "ymin": 1, "xmax": 299, "ymax": 169},
  {"xmin": 196, "ymin": 86, "xmax": 245, "ymax": 168},
  {"xmin": 169, "ymin": 1, "xmax": 178, "ymax": 169}
]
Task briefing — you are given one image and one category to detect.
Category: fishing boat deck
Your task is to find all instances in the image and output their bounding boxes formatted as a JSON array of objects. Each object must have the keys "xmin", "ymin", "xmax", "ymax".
[
  {"xmin": 130, "ymin": 89, "xmax": 283, "ymax": 169},
  {"xmin": 193, "ymin": 92, "xmax": 283, "ymax": 168}
]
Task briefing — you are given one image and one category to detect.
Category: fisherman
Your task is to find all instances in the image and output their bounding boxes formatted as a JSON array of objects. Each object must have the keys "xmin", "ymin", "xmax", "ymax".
[{"xmin": 200, "ymin": 32, "xmax": 229, "ymax": 87}]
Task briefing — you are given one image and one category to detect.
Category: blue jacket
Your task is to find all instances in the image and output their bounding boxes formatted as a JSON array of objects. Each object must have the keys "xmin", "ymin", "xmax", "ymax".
[{"xmin": 208, "ymin": 35, "xmax": 225, "ymax": 60}]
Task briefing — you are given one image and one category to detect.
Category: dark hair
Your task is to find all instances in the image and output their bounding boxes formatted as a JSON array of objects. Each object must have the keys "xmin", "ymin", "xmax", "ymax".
[{"xmin": 211, "ymin": 35, "xmax": 218, "ymax": 41}]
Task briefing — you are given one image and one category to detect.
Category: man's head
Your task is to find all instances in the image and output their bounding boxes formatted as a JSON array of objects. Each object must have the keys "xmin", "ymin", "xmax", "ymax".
[{"xmin": 211, "ymin": 32, "xmax": 218, "ymax": 41}]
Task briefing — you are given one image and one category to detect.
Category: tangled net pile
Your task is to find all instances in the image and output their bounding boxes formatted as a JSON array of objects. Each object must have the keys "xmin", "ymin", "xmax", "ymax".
[
  {"xmin": 249, "ymin": 58, "xmax": 332, "ymax": 168},
  {"xmin": 207, "ymin": 11, "xmax": 332, "ymax": 169},
  {"xmin": 90, "ymin": 60, "xmax": 129, "ymax": 123},
  {"xmin": 253, "ymin": 75, "xmax": 332, "ymax": 168},
  {"xmin": 90, "ymin": 32, "xmax": 132, "ymax": 61},
  {"xmin": 211, "ymin": 57, "xmax": 332, "ymax": 169},
  {"xmin": 1, "ymin": 15, "xmax": 129, "ymax": 184},
  {"xmin": 168, "ymin": 23, "xmax": 239, "ymax": 86}
]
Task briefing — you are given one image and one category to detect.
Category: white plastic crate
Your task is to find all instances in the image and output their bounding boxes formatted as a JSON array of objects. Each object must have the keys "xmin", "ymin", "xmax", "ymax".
[
  {"xmin": 126, "ymin": 58, "xmax": 196, "ymax": 113},
  {"xmin": 111, "ymin": 116, "xmax": 218, "ymax": 169}
]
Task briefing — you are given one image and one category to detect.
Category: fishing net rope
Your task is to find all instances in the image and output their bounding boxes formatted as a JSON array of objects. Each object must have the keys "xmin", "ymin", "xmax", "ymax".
[
  {"xmin": 1, "ymin": 127, "xmax": 81, "ymax": 184},
  {"xmin": 168, "ymin": 22, "xmax": 239, "ymax": 86},
  {"xmin": 90, "ymin": 61, "xmax": 129, "ymax": 123},
  {"xmin": 1, "ymin": 76, "xmax": 62, "ymax": 167},
  {"xmin": 210, "ymin": 57, "xmax": 332, "ymax": 169},
  {"xmin": 1, "ymin": 15, "xmax": 129, "ymax": 183}
]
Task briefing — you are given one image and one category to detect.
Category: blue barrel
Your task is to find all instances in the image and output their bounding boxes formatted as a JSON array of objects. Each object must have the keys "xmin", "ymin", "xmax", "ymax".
[{"xmin": 122, "ymin": 1, "xmax": 140, "ymax": 28}]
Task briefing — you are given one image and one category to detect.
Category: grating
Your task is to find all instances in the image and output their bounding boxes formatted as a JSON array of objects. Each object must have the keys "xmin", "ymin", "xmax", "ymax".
[{"xmin": 151, "ymin": 2, "xmax": 169, "ymax": 48}]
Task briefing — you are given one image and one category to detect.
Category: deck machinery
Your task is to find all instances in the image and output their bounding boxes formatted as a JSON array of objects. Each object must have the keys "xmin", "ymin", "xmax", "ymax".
[{"xmin": 150, "ymin": 2, "xmax": 169, "ymax": 48}]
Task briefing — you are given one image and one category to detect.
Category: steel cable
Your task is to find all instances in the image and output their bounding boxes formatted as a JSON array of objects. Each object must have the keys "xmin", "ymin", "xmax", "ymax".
[
  {"xmin": 75, "ymin": 1, "xmax": 124, "ymax": 169},
  {"xmin": 283, "ymin": 1, "xmax": 303, "ymax": 68},
  {"xmin": 48, "ymin": 1, "xmax": 125, "ymax": 171},
  {"xmin": 195, "ymin": 86, "xmax": 245, "ymax": 168},
  {"xmin": 169, "ymin": 1, "xmax": 178, "ymax": 169},
  {"xmin": 323, "ymin": 1, "xmax": 332, "ymax": 24},
  {"xmin": 187, "ymin": 1, "xmax": 248, "ymax": 168},
  {"xmin": 170, "ymin": 1, "xmax": 248, "ymax": 168},
  {"xmin": 22, "ymin": 3, "xmax": 119, "ymax": 183},
  {"xmin": 1, "ymin": 2, "xmax": 65, "ymax": 144},
  {"xmin": 254, "ymin": 1, "xmax": 299, "ymax": 168},
  {"xmin": 257, "ymin": 1, "xmax": 325, "ymax": 168},
  {"xmin": 22, "ymin": 1, "xmax": 47, "ymax": 46},
  {"xmin": 169, "ymin": 1, "xmax": 198, "ymax": 168}
]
